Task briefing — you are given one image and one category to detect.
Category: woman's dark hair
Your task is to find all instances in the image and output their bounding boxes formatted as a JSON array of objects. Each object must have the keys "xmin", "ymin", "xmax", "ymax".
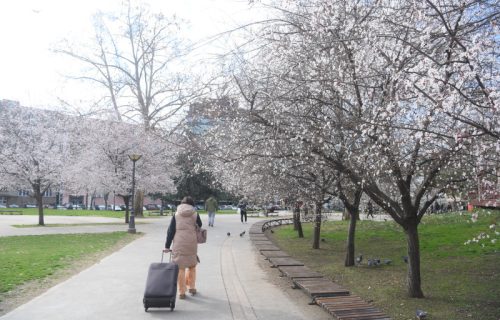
[{"xmin": 181, "ymin": 196, "xmax": 195, "ymax": 206}]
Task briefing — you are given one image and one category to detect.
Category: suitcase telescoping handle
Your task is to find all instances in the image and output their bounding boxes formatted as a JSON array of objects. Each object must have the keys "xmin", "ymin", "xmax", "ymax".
[{"xmin": 161, "ymin": 251, "xmax": 172, "ymax": 263}]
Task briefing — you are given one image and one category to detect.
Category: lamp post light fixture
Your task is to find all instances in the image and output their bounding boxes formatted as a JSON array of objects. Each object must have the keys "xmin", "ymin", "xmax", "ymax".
[{"xmin": 128, "ymin": 154, "xmax": 142, "ymax": 234}]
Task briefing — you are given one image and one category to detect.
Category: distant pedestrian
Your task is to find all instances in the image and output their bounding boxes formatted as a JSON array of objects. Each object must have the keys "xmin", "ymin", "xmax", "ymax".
[
  {"xmin": 164, "ymin": 196, "xmax": 202, "ymax": 299},
  {"xmin": 238, "ymin": 197, "xmax": 248, "ymax": 223},
  {"xmin": 435, "ymin": 202, "xmax": 441, "ymax": 213},
  {"xmin": 366, "ymin": 201, "xmax": 374, "ymax": 219},
  {"xmin": 205, "ymin": 196, "xmax": 218, "ymax": 227}
]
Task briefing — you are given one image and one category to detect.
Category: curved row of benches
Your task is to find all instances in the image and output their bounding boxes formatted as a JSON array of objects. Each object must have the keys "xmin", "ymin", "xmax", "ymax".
[{"xmin": 250, "ymin": 219, "xmax": 391, "ymax": 320}]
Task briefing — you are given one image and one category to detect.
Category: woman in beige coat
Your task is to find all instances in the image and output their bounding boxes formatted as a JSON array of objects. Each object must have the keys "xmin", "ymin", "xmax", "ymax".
[{"xmin": 164, "ymin": 196, "xmax": 202, "ymax": 299}]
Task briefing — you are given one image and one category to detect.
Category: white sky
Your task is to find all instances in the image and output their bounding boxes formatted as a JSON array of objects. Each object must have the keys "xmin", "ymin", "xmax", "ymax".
[{"xmin": 0, "ymin": 0, "xmax": 260, "ymax": 109}]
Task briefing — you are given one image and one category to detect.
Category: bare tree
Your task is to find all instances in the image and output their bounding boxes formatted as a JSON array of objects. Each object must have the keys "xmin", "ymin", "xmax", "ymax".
[{"xmin": 56, "ymin": 1, "xmax": 202, "ymax": 131}]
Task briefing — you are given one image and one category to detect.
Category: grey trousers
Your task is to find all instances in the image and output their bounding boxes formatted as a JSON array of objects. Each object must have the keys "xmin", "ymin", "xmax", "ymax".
[{"xmin": 208, "ymin": 211, "xmax": 216, "ymax": 226}]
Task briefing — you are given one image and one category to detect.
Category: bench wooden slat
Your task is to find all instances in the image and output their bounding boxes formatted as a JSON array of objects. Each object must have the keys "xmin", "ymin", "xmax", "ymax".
[
  {"xmin": 316, "ymin": 296, "xmax": 391, "ymax": 320},
  {"xmin": 316, "ymin": 296, "xmax": 364, "ymax": 303},
  {"xmin": 254, "ymin": 244, "xmax": 281, "ymax": 251},
  {"xmin": 295, "ymin": 279, "xmax": 350, "ymax": 297},
  {"xmin": 260, "ymin": 250, "xmax": 290, "ymax": 258},
  {"xmin": 337, "ymin": 315, "xmax": 391, "ymax": 320},
  {"xmin": 268, "ymin": 257, "xmax": 304, "ymax": 267},
  {"xmin": 252, "ymin": 240, "xmax": 273, "ymax": 244},
  {"xmin": 337, "ymin": 316, "xmax": 390, "ymax": 320},
  {"xmin": 250, "ymin": 235, "xmax": 268, "ymax": 239},
  {"xmin": 278, "ymin": 266, "xmax": 324, "ymax": 279}
]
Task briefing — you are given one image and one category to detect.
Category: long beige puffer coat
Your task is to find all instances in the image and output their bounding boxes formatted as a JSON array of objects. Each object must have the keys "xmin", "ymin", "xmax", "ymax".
[{"xmin": 171, "ymin": 204, "xmax": 198, "ymax": 268}]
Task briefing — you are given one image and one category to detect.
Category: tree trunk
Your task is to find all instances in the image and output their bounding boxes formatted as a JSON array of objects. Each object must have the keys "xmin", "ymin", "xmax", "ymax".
[
  {"xmin": 33, "ymin": 182, "xmax": 44, "ymax": 226},
  {"xmin": 344, "ymin": 209, "xmax": 358, "ymax": 266},
  {"xmin": 293, "ymin": 206, "xmax": 304, "ymax": 238},
  {"xmin": 405, "ymin": 222, "xmax": 424, "ymax": 298},
  {"xmin": 342, "ymin": 208, "xmax": 349, "ymax": 220},
  {"xmin": 297, "ymin": 213, "xmax": 304, "ymax": 238},
  {"xmin": 123, "ymin": 195, "xmax": 130, "ymax": 224},
  {"xmin": 293, "ymin": 208, "xmax": 298, "ymax": 231},
  {"xmin": 104, "ymin": 192, "xmax": 109, "ymax": 210},
  {"xmin": 312, "ymin": 201, "xmax": 322, "ymax": 249},
  {"xmin": 134, "ymin": 190, "xmax": 144, "ymax": 217}
]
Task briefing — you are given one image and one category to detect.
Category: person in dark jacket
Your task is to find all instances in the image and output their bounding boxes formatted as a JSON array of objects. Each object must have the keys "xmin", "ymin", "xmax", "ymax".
[
  {"xmin": 238, "ymin": 197, "xmax": 248, "ymax": 223},
  {"xmin": 366, "ymin": 201, "xmax": 374, "ymax": 219},
  {"xmin": 164, "ymin": 196, "xmax": 202, "ymax": 299}
]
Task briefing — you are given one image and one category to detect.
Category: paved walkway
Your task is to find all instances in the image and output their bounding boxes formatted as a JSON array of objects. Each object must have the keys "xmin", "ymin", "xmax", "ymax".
[{"xmin": 0, "ymin": 214, "xmax": 330, "ymax": 320}]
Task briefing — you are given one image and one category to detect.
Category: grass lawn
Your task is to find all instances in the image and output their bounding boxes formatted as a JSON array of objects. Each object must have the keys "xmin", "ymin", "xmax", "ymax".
[
  {"xmin": 0, "ymin": 232, "xmax": 139, "ymax": 296},
  {"xmin": 271, "ymin": 209, "xmax": 500, "ymax": 320},
  {"xmin": 0, "ymin": 208, "xmax": 238, "ymax": 219},
  {"xmin": 11, "ymin": 222, "xmax": 147, "ymax": 228}
]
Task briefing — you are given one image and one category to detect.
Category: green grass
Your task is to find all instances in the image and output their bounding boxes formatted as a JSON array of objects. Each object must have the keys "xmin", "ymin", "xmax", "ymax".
[
  {"xmin": 194, "ymin": 209, "xmax": 237, "ymax": 215},
  {"xmin": 0, "ymin": 232, "xmax": 139, "ymax": 294},
  {"xmin": 11, "ymin": 222, "xmax": 146, "ymax": 228},
  {"xmin": 272, "ymin": 209, "xmax": 500, "ymax": 320},
  {"xmin": 0, "ymin": 208, "xmax": 238, "ymax": 218},
  {"xmin": 0, "ymin": 208, "xmax": 127, "ymax": 218}
]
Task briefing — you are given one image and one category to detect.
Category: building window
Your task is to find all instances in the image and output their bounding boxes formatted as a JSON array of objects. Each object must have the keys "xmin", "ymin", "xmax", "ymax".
[
  {"xmin": 18, "ymin": 189, "xmax": 30, "ymax": 197},
  {"xmin": 0, "ymin": 196, "xmax": 5, "ymax": 205},
  {"xmin": 43, "ymin": 189, "xmax": 52, "ymax": 197}
]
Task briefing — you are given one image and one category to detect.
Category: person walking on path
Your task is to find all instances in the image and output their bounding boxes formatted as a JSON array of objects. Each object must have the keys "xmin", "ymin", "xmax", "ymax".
[
  {"xmin": 164, "ymin": 196, "xmax": 202, "ymax": 299},
  {"xmin": 205, "ymin": 196, "xmax": 218, "ymax": 227},
  {"xmin": 238, "ymin": 197, "xmax": 248, "ymax": 224},
  {"xmin": 366, "ymin": 201, "xmax": 374, "ymax": 219}
]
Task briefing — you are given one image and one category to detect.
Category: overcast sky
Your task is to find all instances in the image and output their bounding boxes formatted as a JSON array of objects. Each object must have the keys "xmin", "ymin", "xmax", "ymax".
[{"xmin": 0, "ymin": 0, "xmax": 260, "ymax": 109}]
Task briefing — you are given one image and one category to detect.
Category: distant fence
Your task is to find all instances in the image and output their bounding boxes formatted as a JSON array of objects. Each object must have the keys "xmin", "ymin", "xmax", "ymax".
[
  {"xmin": 261, "ymin": 218, "xmax": 294, "ymax": 231},
  {"xmin": 301, "ymin": 211, "xmax": 340, "ymax": 223},
  {"xmin": 261, "ymin": 212, "xmax": 343, "ymax": 232}
]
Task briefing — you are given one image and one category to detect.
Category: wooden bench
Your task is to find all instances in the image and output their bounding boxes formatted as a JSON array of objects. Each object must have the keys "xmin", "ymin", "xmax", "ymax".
[
  {"xmin": 249, "ymin": 220, "xmax": 391, "ymax": 320},
  {"xmin": 254, "ymin": 243, "xmax": 281, "ymax": 251},
  {"xmin": 315, "ymin": 296, "xmax": 391, "ymax": 320},
  {"xmin": 249, "ymin": 234, "xmax": 268, "ymax": 241},
  {"xmin": 268, "ymin": 257, "xmax": 304, "ymax": 268},
  {"xmin": 252, "ymin": 239, "xmax": 273, "ymax": 244},
  {"xmin": 260, "ymin": 250, "xmax": 290, "ymax": 259},
  {"xmin": 293, "ymin": 278, "xmax": 350, "ymax": 304},
  {"xmin": 249, "ymin": 227, "xmax": 265, "ymax": 235},
  {"xmin": 277, "ymin": 265, "xmax": 324, "ymax": 279}
]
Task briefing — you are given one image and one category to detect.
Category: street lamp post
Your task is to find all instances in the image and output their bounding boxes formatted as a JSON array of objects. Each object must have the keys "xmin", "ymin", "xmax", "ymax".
[{"xmin": 128, "ymin": 154, "xmax": 142, "ymax": 234}]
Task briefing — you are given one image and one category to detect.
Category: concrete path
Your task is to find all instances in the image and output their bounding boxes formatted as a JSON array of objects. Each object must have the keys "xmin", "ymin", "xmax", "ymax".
[{"xmin": 0, "ymin": 214, "xmax": 330, "ymax": 320}]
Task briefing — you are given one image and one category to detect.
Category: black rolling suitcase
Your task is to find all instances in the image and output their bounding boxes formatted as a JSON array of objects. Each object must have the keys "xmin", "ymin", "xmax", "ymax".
[{"xmin": 143, "ymin": 252, "xmax": 179, "ymax": 312}]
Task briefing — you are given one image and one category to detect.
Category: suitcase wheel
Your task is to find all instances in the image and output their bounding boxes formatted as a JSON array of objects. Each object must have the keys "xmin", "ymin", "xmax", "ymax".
[{"xmin": 145, "ymin": 307, "xmax": 148, "ymax": 312}]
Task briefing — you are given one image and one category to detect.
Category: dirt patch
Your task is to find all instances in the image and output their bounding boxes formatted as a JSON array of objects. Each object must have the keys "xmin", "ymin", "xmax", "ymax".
[{"xmin": 0, "ymin": 233, "xmax": 142, "ymax": 316}]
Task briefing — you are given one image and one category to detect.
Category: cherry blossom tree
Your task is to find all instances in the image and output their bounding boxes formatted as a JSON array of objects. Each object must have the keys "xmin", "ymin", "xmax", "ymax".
[
  {"xmin": 0, "ymin": 105, "xmax": 79, "ymax": 225},
  {"xmin": 202, "ymin": 0, "xmax": 498, "ymax": 298},
  {"xmin": 64, "ymin": 118, "xmax": 177, "ymax": 222}
]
